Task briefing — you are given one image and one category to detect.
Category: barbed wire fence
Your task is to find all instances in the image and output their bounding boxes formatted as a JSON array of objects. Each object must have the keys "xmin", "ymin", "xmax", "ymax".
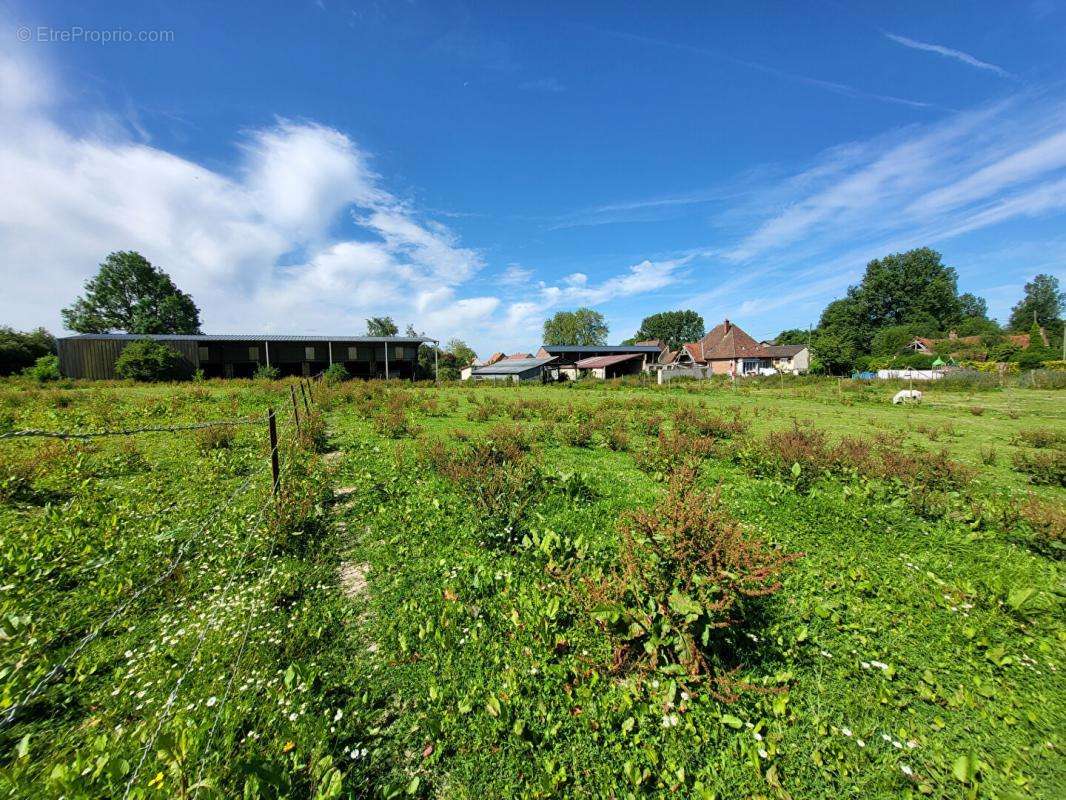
[
  {"xmin": 122, "ymin": 445, "xmax": 305, "ymax": 799},
  {"xmin": 0, "ymin": 374, "xmax": 329, "ymax": 766}
]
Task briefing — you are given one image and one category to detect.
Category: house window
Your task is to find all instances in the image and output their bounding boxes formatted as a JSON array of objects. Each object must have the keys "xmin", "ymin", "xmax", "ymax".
[
  {"xmin": 347, "ymin": 346, "xmax": 358, "ymax": 360},
  {"xmin": 304, "ymin": 346, "xmax": 316, "ymax": 360},
  {"xmin": 197, "ymin": 346, "xmax": 209, "ymax": 361},
  {"xmin": 248, "ymin": 346, "xmax": 259, "ymax": 361}
]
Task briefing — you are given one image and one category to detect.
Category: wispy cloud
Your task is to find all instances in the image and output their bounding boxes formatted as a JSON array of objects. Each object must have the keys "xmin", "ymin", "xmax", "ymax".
[
  {"xmin": 590, "ymin": 27, "xmax": 938, "ymax": 110},
  {"xmin": 678, "ymin": 92, "xmax": 1066, "ymax": 331},
  {"xmin": 884, "ymin": 33, "xmax": 1013, "ymax": 78},
  {"xmin": 498, "ymin": 264, "xmax": 534, "ymax": 286}
]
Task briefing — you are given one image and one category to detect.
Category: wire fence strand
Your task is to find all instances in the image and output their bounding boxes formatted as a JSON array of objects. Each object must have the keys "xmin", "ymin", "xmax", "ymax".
[
  {"xmin": 0, "ymin": 438, "xmax": 284, "ymax": 730},
  {"xmin": 122, "ymin": 445, "xmax": 302, "ymax": 799},
  {"xmin": 0, "ymin": 416, "xmax": 262, "ymax": 441}
]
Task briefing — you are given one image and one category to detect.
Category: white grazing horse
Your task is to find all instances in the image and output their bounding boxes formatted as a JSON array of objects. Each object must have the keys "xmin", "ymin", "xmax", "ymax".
[{"xmin": 892, "ymin": 389, "xmax": 923, "ymax": 405}]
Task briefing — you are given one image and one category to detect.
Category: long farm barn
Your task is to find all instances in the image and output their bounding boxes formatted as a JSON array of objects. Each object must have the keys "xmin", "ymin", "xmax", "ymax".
[{"xmin": 57, "ymin": 334, "xmax": 432, "ymax": 380}]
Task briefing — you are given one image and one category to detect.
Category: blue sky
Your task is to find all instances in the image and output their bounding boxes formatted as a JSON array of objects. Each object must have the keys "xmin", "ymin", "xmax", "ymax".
[{"xmin": 1, "ymin": 0, "xmax": 1065, "ymax": 355}]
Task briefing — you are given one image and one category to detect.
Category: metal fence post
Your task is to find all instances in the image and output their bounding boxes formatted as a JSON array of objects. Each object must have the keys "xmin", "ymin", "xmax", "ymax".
[
  {"xmin": 290, "ymin": 385, "xmax": 301, "ymax": 430},
  {"xmin": 268, "ymin": 408, "xmax": 280, "ymax": 496}
]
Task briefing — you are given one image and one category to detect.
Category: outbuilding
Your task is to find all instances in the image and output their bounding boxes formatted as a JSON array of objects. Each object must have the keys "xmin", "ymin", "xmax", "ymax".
[
  {"xmin": 57, "ymin": 333, "xmax": 432, "ymax": 380},
  {"xmin": 573, "ymin": 352, "xmax": 646, "ymax": 379},
  {"xmin": 536, "ymin": 344, "xmax": 663, "ymax": 380},
  {"xmin": 470, "ymin": 356, "xmax": 557, "ymax": 383}
]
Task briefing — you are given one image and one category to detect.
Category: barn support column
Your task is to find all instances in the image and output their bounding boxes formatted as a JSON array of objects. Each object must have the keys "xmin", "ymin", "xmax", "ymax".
[
  {"xmin": 384, "ymin": 342, "xmax": 390, "ymax": 380},
  {"xmin": 328, "ymin": 341, "xmax": 333, "ymax": 366},
  {"xmin": 264, "ymin": 341, "xmax": 270, "ymax": 368}
]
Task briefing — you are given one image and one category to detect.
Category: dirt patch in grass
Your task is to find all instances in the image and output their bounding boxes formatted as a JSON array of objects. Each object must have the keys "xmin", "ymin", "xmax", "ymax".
[{"xmin": 338, "ymin": 561, "xmax": 370, "ymax": 598}]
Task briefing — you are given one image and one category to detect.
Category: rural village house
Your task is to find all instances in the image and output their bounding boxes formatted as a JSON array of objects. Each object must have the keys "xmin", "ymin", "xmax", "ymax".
[
  {"xmin": 664, "ymin": 320, "xmax": 809, "ymax": 376},
  {"xmin": 466, "ymin": 320, "xmax": 809, "ymax": 382},
  {"xmin": 908, "ymin": 330, "xmax": 1039, "ymax": 358}
]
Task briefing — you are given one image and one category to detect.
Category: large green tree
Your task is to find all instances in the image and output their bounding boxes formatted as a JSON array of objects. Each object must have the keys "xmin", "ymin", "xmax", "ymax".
[
  {"xmin": 542, "ymin": 308, "xmax": 609, "ymax": 346},
  {"xmin": 1008, "ymin": 274, "xmax": 1064, "ymax": 333},
  {"xmin": 62, "ymin": 252, "xmax": 201, "ymax": 334},
  {"xmin": 810, "ymin": 329, "xmax": 857, "ymax": 375},
  {"xmin": 366, "ymin": 316, "xmax": 399, "ymax": 336},
  {"xmin": 813, "ymin": 248, "xmax": 970, "ymax": 369},
  {"xmin": 445, "ymin": 338, "xmax": 477, "ymax": 367},
  {"xmin": 0, "ymin": 327, "xmax": 56, "ymax": 376},
  {"xmin": 853, "ymin": 248, "xmax": 961, "ymax": 334},
  {"xmin": 773, "ymin": 328, "xmax": 809, "ymax": 346},
  {"xmin": 632, "ymin": 310, "xmax": 704, "ymax": 350}
]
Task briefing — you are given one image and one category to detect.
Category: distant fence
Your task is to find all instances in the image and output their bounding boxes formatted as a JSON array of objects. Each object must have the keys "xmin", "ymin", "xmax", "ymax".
[
  {"xmin": 875, "ymin": 369, "xmax": 943, "ymax": 381},
  {"xmin": 657, "ymin": 367, "xmax": 710, "ymax": 384}
]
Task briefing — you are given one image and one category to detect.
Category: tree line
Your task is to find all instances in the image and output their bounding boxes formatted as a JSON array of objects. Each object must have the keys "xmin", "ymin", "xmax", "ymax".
[
  {"xmin": 798, "ymin": 248, "xmax": 1063, "ymax": 373},
  {"xmin": 3, "ymin": 248, "xmax": 1062, "ymax": 381}
]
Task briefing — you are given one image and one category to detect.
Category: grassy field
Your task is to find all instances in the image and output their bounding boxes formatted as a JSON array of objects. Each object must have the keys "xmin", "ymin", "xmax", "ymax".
[{"xmin": 0, "ymin": 376, "xmax": 1062, "ymax": 799}]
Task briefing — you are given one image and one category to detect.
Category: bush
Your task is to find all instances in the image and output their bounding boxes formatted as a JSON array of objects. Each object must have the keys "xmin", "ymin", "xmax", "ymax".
[
  {"xmin": 592, "ymin": 469, "xmax": 798, "ymax": 684},
  {"xmin": 742, "ymin": 426, "xmax": 831, "ymax": 491},
  {"xmin": 114, "ymin": 340, "xmax": 192, "ymax": 382},
  {"xmin": 671, "ymin": 406, "xmax": 747, "ymax": 439},
  {"xmin": 372, "ymin": 407, "xmax": 419, "ymax": 439},
  {"xmin": 1014, "ymin": 350, "xmax": 1050, "ymax": 370},
  {"xmin": 22, "ymin": 355, "xmax": 60, "ymax": 382},
  {"xmin": 1012, "ymin": 449, "xmax": 1066, "ymax": 487},
  {"xmin": 195, "ymin": 424, "xmax": 235, "ymax": 453},
  {"xmin": 1019, "ymin": 498, "xmax": 1065, "ymax": 558},
  {"xmin": 559, "ymin": 421, "xmax": 594, "ymax": 448},
  {"xmin": 1014, "ymin": 428, "xmax": 1065, "ymax": 448},
  {"xmin": 253, "ymin": 364, "xmax": 280, "ymax": 380},
  {"xmin": 426, "ymin": 433, "xmax": 542, "ymax": 548},
  {"xmin": 634, "ymin": 431, "xmax": 714, "ymax": 479},
  {"xmin": 323, "ymin": 363, "xmax": 350, "ymax": 384},
  {"xmin": 0, "ymin": 326, "xmax": 56, "ymax": 376},
  {"xmin": 298, "ymin": 410, "xmax": 330, "ymax": 452}
]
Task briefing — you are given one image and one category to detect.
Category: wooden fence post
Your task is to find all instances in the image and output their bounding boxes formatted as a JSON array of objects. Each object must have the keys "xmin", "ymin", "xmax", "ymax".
[
  {"xmin": 267, "ymin": 408, "xmax": 280, "ymax": 496},
  {"xmin": 290, "ymin": 385, "xmax": 301, "ymax": 430},
  {"xmin": 299, "ymin": 381, "xmax": 311, "ymax": 415}
]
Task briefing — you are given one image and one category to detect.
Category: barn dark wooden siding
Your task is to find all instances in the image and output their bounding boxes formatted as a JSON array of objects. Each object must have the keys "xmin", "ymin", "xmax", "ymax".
[{"xmin": 58, "ymin": 338, "xmax": 199, "ymax": 380}]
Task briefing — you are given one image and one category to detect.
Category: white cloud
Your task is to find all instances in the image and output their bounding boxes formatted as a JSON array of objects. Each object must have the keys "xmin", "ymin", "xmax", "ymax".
[
  {"xmin": 498, "ymin": 264, "xmax": 533, "ymax": 286},
  {"xmin": 0, "ymin": 44, "xmax": 686, "ymax": 357},
  {"xmin": 884, "ymin": 33, "xmax": 1013, "ymax": 78},
  {"xmin": 0, "ymin": 43, "xmax": 503, "ymax": 348}
]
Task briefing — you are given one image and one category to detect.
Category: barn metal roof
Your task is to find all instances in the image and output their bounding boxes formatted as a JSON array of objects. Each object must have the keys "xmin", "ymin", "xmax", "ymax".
[
  {"xmin": 573, "ymin": 353, "xmax": 646, "ymax": 369},
  {"xmin": 471, "ymin": 356, "xmax": 556, "ymax": 374},
  {"xmin": 61, "ymin": 333, "xmax": 432, "ymax": 343}
]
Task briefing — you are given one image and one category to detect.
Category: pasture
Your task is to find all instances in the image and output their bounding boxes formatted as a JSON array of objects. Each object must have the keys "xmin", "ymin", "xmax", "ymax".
[{"xmin": 0, "ymin": 376, "xmax": 1062, "ymax": 799}]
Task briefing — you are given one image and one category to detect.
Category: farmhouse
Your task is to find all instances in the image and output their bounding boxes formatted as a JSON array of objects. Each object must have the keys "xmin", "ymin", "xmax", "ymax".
[
  {"xmin": 469, "ymin": 356, "xmax": 557, "ymax": 382},
  {"xmin": 660, "ymin": 321, "xmax": 810, "ymax": 378},
  {"xmin": 57, "ymin": 333, "xmax": 431, "ymax": 380},
  {"xmin": 762, "ymin": 344, "xmax": 810, "ymax": 373}
]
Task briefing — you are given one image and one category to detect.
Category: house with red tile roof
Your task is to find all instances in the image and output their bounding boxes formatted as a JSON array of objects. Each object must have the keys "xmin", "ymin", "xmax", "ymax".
[{"xmin": 671, "ymin": 319, "xmax": 804, "ymax": 376}]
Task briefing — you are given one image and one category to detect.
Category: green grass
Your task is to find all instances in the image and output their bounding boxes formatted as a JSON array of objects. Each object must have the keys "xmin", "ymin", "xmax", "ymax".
[{"xmin": 0, "ymin": 377, "xmax": 1063, "ymax": 798}]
